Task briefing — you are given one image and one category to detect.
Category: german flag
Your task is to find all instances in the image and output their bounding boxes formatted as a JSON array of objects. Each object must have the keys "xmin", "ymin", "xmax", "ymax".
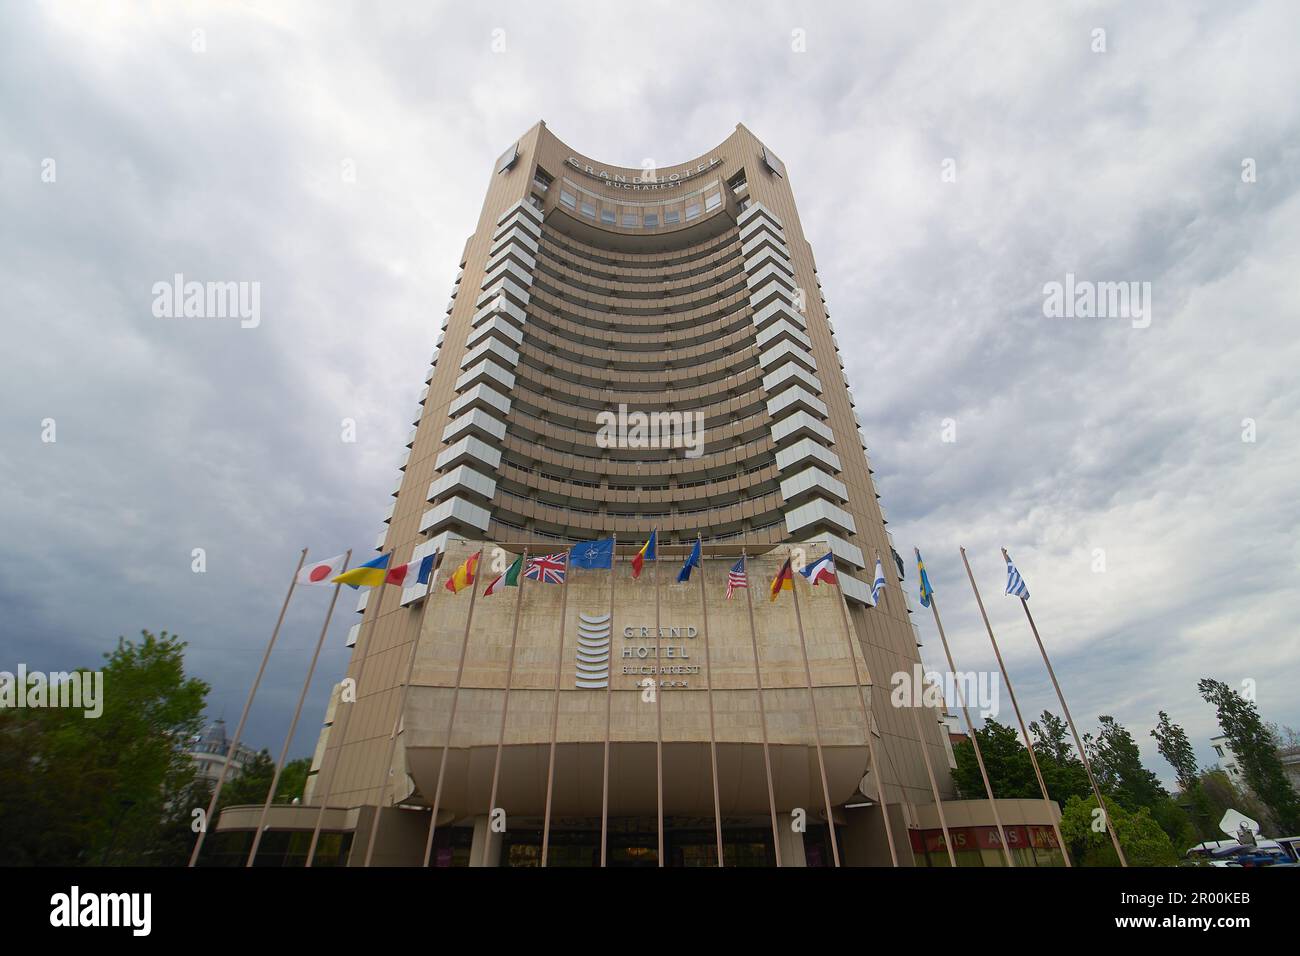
[{"xmin": 769, "ymin": 557, "xmax": 794, "ymax": 602}]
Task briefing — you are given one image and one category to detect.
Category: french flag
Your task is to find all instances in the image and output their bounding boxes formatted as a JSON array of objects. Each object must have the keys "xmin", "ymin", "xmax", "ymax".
[{"xmin": 800, "ymin": 553, "xmax": 837, "ymax": 586}]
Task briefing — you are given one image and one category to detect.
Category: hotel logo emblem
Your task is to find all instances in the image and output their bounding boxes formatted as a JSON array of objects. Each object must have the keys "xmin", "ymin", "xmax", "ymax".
[{"xmin": 574, "ymin": 612, "xmax": 611, "ymax": 689}]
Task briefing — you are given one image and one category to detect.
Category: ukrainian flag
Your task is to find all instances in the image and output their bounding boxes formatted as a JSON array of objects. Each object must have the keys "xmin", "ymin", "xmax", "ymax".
[{"xmin": 333, "ymin": 553, "xmax": 390, "ymax": 589}]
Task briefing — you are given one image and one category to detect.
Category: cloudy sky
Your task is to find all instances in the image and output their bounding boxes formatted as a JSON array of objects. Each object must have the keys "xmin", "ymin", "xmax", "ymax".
[{"xmin": 3, "ymin": 0, "xmax": 1297, "ymax": 787}]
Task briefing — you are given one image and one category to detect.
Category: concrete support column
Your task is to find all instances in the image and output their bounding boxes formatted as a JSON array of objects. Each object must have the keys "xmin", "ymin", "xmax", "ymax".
[
  {"xmin": 777, "ymin": 817, "xmax": 808, "ymax": 867},
  {"xmin": 470, "ymin": 814, "xmax": 502, "ymax": 867}
]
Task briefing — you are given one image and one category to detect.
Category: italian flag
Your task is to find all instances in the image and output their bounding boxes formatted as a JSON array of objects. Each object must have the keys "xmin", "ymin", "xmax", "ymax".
[{"xmin": 483, "ymin": 554, "xmax": 524, "ymax": 596}]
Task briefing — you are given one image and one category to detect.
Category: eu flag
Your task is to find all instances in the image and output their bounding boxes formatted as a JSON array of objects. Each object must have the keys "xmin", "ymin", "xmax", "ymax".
[
  {"xmin": 571, "ymin": 537, "xmax": 614, "ymax": 570},
  {"xmin": 677, "ymin": 538, "xmax": 702, "ymax": 583}
]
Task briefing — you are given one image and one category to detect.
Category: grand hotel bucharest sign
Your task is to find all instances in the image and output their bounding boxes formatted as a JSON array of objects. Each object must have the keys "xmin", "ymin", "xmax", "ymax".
[
  {"xmin": 574, "ymin": 616, "xmax": 702, "ymax": 689},
  {"xmin": 565, "ymin": 155, "xmax": 722, "ymax": 191},
  {"xmin": 621, "ymin": 623, "xmax": 701, "ymax": 687}
]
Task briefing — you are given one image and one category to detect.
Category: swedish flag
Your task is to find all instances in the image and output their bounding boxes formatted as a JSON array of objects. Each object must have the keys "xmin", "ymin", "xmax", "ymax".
[{"xmin": 916, "ymin": 550, "xmax": 935, "ymax": 608}]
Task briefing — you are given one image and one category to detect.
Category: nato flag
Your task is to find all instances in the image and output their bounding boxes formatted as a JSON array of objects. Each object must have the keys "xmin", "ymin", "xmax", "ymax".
[{"xmin": 571, "ymin": 536, "xmax": 615, "ymax": 569}]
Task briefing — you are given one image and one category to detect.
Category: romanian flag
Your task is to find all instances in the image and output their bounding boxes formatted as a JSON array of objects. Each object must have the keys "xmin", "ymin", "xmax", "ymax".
[
  {"xmin": 631, "ymin": 529, "xmax": 656, "ymax": 579},
  {"xmin": 445, "ymin": 551, "xmax": 480, "ymax": 594},
  {"xmin": 333, "ymin": 553, "xmax": 390, "ymax": 589},
  {"xmin": 769, "ymin": 557, "xmax": 794, "ymax": 602}
]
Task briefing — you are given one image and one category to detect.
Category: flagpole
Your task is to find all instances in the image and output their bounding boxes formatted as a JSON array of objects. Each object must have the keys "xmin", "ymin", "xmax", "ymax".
[
  {"xmin": 653, "ymin": 539, "xmax": 665, "ymax": 868},
  {"xmin": 829, "ymin": 558, "xmax": 898, "ymax": 866},
  {"xmin": 742, "ymin": 549, "xmax": 783, "ymax": 866},
  {"xmin": 1004, "ymin": 549, "xmax": 1128, "ymax": 866},
  {"xmin": 876, "ymin": 551, "xmax": 952, "ymax": 865},
  {"xmin": 959, "ymin": 547, "xmax": 1071, "ymax": 866},
  {"xmin": 306, "ymin": 568, "xmax": 391, "ymax": 867},
  {"xmin": 540, "ymin": 548, "xmax": 572, "ymax": 867},
  {"xmin": 189, "ymin": 547, "xmax": 306, "ymax": 867},
  {"xmin": 478, "ymin": 549, "xmax": 529, "ymax": 867},
  {"xmin": 696, "ymin": 536, "xmax": 725, "ymax": 866},
  {"xmin": 422, "ymin": 548, "xmax": 484, "ymax": 867},
  {"xmin": 246, "ymin": 549, "xmax": 351, "ymax": 866},
  {"xmin": 599, "ymin": 534, "xmax": 617, "ymax": 868},
  {"xmin": 917, "ymin": 548, "xmax": 1014, "ymax": 866},
  {"xmin": 788, "ymin": 547, "xmax": 840, "ymax": 867},
  {"xmin": 904, "ymin": 684, "xmax": 957, "ymax": 866},
  {"xmin": 363, "ymin": 565, "xmax": 441, "ymax": 866}
]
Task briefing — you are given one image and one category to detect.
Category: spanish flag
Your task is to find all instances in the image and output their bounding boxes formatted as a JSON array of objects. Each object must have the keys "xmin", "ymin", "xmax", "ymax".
[
  {"xmin": 445, "ymin": 551, "xmax": 479, "ymax": 594},
  {"xmin": 631, "ymin": 529, "xmax": 656, "ymax": 579},
  {"xmin": 769, "ymin": 557, "xmax": 794, "ymax": 602},
  {"xmin": 332, "ymin": 553, "xmax": 390, "ymax": 589}
]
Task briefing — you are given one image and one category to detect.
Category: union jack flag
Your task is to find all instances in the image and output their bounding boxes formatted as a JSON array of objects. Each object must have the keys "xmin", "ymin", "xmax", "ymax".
[
  {"xmin": 726, "ymin": 557, "xmax": 747, "ymax": 599},
  {"xmin": 524, "ymin": 551, "xmax": 567, "ymax": 584}
]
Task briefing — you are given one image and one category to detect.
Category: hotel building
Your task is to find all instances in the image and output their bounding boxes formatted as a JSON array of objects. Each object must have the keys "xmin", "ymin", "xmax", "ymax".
[{"xmin": 212, "ymin": 122, "xmax": 1063, "ymax": 866}]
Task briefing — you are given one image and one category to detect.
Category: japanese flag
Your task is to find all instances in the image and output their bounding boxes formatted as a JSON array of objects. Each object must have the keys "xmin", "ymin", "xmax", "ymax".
[{"xmin": 298, "ymin": 553, "xmax": 348, "ymax": 586}]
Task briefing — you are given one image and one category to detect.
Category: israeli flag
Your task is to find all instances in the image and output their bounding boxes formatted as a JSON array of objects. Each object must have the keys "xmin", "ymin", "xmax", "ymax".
[
  {"xmin": 1005, "ymin": 554, "xmax": 1030, "ymax": 600},
  {"xmin": 871, "ymin": 557, "xmax": 886, "ymax": 606}
]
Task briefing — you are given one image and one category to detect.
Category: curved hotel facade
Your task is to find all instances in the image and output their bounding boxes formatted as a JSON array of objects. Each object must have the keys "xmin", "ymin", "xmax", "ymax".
[{"xmin": 213, "ymin": 122, "xmax": 1060, "ymax": 867}]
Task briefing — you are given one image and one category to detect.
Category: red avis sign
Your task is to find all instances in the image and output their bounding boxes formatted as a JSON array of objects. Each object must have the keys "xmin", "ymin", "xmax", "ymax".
[{"xmin": 909, "ymin": 825, "xmax": 1060, "ymax": 853}]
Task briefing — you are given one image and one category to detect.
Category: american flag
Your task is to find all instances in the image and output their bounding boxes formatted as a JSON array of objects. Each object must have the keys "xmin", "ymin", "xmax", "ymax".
[
  {"xmin": 524, "ymin": 551, "xmax": 567, "ymax": 584},
  {"xmin": 726, "ymin": 557, "xmax": 747, "ymax": 599}
]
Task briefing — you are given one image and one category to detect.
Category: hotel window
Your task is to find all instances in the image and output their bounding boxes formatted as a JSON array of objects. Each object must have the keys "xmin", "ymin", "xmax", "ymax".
[
  {"xmin": 644, "ymin": 213, "xmax": 658, "ymax": 228},
  {"xmin": 533, "ymin": 166, "xmax": 553, "ymax": 192},
  {"xmin": 601, "ymin": 209, "xmax": 615, "ymax": 225},
  {"xmin": 580, "ymin": 201, "xmax": 595, "ymax": 218},
  {"xmin": 559, "ymin": 190, "xmax": 576, "ymax": 210},
  {"xmin": 685, "ymin": 203, "xmax": 700, "ymax": 220},
  {"xmin": 727, "ymin": 169, "xmax": 748, "ymax": 194},
  {"xmin": 705, "ymin": 192, "xmax": 721, "ymax": 211},
  {"xmin": 622, "ymin": 212, "xmax": 638, "ymax": 227},
  {"xmin": 664, "ymin": 209, "xmax": 680, "ymax": 224}
]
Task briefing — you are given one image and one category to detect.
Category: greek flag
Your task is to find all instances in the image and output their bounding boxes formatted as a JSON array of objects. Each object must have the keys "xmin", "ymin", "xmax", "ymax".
[
  {"xmin": 871, "ymin": 557, "xmax": 886, "ymax": 606},
  {"xmin": 1005, "ymin": 553, "xmax": 1030, "ymax": 600}
]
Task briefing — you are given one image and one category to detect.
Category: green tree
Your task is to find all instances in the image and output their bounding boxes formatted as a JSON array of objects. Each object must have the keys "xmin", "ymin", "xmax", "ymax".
[
  {"xmin": 1086, "ymin": 715, "xmax": 1168, "ymax": 811},
  {"xmin": 951, "ymin": 719, "xmax": 1037, "ymax": 800},
  {"xmin": 0, "ymin": 630, "xmax": 209, "ymax": 865},
  {"xmin": 216, "ymin": 752, "xmax": 312, "ymax": 812},
  {"xmin": 1027, "ymin": 710, "xmax": 1092, "ymax": 804},
  {"xmin": 1029, "ymin": 711, "xmax": 1074, "ymax": 764},
  {"xmin": 1196, "ymin": 768, "xmax": 1280, "ymax": 836},
  {"xmin": 1058, "ymin": 794, "xmax": 1180, "ymax": 866},
  {"xmin": 1198, "ymin": 679, "xmax": 1300, "ymax": 833},
  {"xmin": 1151, "ymin": 711, "xmax": 1199, "ymax": 793}
]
